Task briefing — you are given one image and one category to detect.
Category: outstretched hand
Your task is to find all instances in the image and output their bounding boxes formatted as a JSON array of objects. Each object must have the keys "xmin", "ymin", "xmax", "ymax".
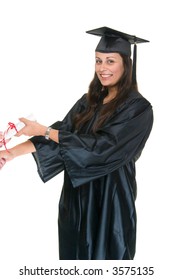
[
  {"xmin": 16, "ymin": 118, "xmax": 47, "ymax": 137},
  {"xmin": 0, "ymin": 117, "xmax": 43, "ymax": 170},
  {"xmin": 0, "ymin": 157, "xmax": 6, "ymax": 169},
  {"xmin": 0, "ymin": 131, "xmax": 3, "ymax": 148},
  {"xmin": 0, "ymin": 149, "xmax": 14, "ymax": 169}
]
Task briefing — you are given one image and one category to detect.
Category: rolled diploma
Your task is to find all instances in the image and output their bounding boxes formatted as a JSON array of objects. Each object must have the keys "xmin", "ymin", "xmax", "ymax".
[{"xmin": 4, "ymin": 114, "xmax": 36, "ymax": 140}]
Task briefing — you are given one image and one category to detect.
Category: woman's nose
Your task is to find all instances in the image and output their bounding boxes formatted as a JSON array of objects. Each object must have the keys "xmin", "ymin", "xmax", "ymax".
[{"xmin": 99, "ymin": 62, "xmax": 107, "ymax": 71}]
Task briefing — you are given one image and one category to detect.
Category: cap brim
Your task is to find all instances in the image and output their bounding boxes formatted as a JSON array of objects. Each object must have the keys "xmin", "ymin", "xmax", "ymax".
[{"xmin": 86, "ymin": 26, "xmax": 149, "ymax": 44}]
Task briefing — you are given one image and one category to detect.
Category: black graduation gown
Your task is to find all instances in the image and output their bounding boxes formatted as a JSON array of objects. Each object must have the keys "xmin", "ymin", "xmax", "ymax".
[{"xmin": 30, "ymin": 91, "xmax": 153, "ymax": 260}]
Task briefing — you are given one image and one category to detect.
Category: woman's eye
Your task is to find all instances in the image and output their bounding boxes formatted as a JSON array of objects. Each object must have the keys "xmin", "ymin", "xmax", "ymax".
[
  {"xmin": 96, "ymin": 59, "xmax": 101, "ymax": 64},
  {"xmin": 107, "ymin": 59, "xmax": 115, "ymax": 64}
]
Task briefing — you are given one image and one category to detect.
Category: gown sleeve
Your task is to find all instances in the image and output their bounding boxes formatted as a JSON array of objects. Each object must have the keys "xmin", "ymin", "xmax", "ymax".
[
  {"xmin": 58, "ymin": 96, "xmax": 153, "ymax": 187},
  {"xmin": 29, "ymin": 94, "xmax": 86, "ymax": 182},
  {"xmin": 30, "ymin": 93, "xmax": 153, "ymax": 187}
]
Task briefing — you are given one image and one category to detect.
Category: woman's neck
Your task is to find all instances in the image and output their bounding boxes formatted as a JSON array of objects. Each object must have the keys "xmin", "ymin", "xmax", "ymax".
[{"xmin": 103, "ymin": 87, "xmax": 117, "ymax": 104}]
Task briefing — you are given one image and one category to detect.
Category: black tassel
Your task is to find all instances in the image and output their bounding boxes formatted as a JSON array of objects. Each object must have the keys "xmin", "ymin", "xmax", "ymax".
[{"xmin": 132, "ymin": 42, "xmax": 137, "ymax": 85}]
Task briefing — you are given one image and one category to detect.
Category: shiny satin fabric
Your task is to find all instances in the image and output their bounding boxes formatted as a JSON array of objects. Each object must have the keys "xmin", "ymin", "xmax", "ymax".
[{"xmin": 30, "ymin": 91, "xmax": 153, "ymax": 260}]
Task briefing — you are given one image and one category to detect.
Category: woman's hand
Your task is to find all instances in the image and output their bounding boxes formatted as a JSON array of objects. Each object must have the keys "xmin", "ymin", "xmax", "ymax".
[
  {"xmin": 0, "ymin": 149, "xmax": 14, "ymax": 161},
  {"xmin": 16, "ymin": 118, "xmax": 47, "ymax": 137},
  {"xmin": 17, "ymin": 118, "xmax": 59, "ymax": 143},
  {"xmin": 0, "ymin": 131, "xmax": 11, "ymax": 148},
  {"xmin": 0, "ymin": 157, "xmax": 6, "ymax": 169},
  {"xmin": 0, "ymin": 149, "xmax": 15, "ymax": 169},
  {"xmin": 0, "ymin": 140, "xmax": 36, "ymax": 170}
]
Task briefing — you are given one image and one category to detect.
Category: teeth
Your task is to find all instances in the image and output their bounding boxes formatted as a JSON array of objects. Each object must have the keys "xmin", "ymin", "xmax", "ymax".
[{"xmin": 101, "ymin": 74, "xmax": 111, "ymax": 77}]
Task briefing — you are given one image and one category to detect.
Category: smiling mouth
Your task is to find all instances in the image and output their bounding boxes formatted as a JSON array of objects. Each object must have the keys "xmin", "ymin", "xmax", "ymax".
[{"xmin": 100, "ymin": 74, "xmax": 113, "ymax": 78}]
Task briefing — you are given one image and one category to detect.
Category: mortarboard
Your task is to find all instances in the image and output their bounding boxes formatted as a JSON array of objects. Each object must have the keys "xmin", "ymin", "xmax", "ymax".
[{"xmin": 86, "ymin": 26, "xmax": 149, "ymax": 84}]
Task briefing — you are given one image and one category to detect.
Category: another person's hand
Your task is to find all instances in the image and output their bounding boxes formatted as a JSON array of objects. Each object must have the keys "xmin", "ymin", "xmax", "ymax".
[{"xmin": 0, "ymin": 131, "xmax": 3, "ymax": 147}]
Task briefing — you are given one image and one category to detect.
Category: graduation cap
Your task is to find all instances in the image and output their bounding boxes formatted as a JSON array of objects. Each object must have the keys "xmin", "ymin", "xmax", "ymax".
[{"xmin": 86, "ymin": 26, "xmax": 149, "ymax": 84}]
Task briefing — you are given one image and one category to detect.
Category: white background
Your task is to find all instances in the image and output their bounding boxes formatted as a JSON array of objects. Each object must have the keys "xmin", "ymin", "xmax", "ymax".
[{"xmin": 0, "ymin": 0, "xmax": 172, "ymax": 279}]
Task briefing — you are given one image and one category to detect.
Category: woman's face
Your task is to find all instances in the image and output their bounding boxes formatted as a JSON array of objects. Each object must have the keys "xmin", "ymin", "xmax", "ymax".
[{"xmin": 95, "ymin": 52, "xmax": 124, "ymax": 87}]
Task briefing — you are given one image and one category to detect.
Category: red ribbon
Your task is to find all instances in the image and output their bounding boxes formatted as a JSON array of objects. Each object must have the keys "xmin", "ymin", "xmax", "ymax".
[
  {"xmin": 8, "ymin": 122, "xmax": 18, "ymax": 132},
  {"xmin": 0, "ymin": 122, "xmax": 18, "ymax": 152}
]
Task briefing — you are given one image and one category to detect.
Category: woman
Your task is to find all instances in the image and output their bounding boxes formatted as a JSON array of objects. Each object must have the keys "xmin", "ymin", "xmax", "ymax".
[{"xmin": 0, "ymin": 27, "xmax": 153, "ymax": 260}]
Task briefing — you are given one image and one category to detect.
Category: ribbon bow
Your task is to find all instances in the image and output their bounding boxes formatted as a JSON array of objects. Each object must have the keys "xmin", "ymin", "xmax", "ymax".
[{"xmin": 0, "ymin": 122, "xmax": 18, "ymax": 152}]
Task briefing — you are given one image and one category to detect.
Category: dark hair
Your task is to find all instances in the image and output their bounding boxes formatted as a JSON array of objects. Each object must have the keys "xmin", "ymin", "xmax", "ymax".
[{"xmin": 74, "ymin": 54, "xmax": 138, "ymax": 132}]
